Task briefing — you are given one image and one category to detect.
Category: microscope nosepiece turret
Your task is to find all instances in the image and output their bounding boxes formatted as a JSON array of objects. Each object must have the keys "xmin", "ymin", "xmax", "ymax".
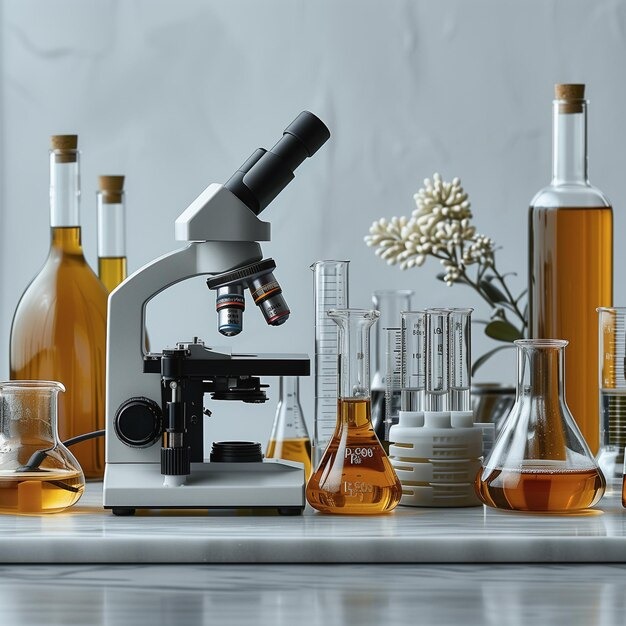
[{"xmin": 207, "ymin": 258, "xmax": 290, "ymax": 335}]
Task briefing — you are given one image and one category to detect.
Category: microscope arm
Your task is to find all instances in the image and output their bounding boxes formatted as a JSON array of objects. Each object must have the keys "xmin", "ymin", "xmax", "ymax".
[{"xmin": 105, "ymin": 240, "xmax": 263, "ymax": 464}]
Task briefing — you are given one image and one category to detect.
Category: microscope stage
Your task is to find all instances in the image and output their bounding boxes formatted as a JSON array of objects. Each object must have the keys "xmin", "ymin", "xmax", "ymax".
[{"xmin": 143, "ymin": 352, "xmax": 310, "ymax": 377}]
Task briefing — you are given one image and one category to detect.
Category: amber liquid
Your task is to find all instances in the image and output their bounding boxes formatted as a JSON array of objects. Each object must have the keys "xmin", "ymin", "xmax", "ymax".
[
  {"xmin": 306, "ymin": 398, "xmax": 402, "ymax": 514},
  {"xmin": 98, "ymin": 256, "xmax": 127, "ymax": 293},
  {"xmin": 476, "ymin": 466, "xmax": 605, "ymax": 512},
  {"xmin": 0, "ymin": 469, "xmax": 84, "ymax": 514},
  {"xmin": 529, "ymin": 206, "xmax": 613, "ymax": 454},
  {"xmin": 10, "ymin": 228, "xmax": 108, "ymax": 478},
  {"xmin": 266, "ymin": 438, "xmax": 312, "ymax": 480},
  {"xmin": 622, "ymin": 475, "xmax": 626, "ymax": 508}
]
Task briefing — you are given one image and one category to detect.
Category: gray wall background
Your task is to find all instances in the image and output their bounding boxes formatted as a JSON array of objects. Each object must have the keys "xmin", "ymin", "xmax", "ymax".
[{"xmin": 1, "ymin": 0, "xmax": 625, "ymax": 446}]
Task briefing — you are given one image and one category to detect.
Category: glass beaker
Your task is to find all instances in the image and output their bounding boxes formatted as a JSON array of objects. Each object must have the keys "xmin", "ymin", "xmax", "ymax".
[
  {"xmin": 0, "ymin": 381, "xmax": 85, "ymax": 514},
  {"xmin": 311, "ymin": 260, "xmax": 350, "ymax": 465},
  {"xmin": 597, "ymin": 307, "xmax": 626, "ymax": 495},
  {"xmin": 306, "ymin": 309, "xmax": 402, "ymax": 515},
  {"xmin": 371, "ymin": 290, "xmax": 414, "ymax": 441},
  {"xmin": 266, "ymin": 376, "xmax": 312, "ymax": 479},
  {"xmin": 476, "ymin": 340, "xmax": 605, "ymax": 512}
]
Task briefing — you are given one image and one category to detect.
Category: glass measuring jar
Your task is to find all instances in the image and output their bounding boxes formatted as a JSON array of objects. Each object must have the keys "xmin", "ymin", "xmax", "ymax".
[
  {"xmin": 306, "ymin": 309, "xmax": 402, "ymax": 515},
  {"xmin": 311, "ymin": 260, "xmax": 350, "ymax": 465},
  {"xmin": 0, "ymin": 381, "xmax": 85, "ymax": 514},
  {"xmin": 476, "ymin": 340, "xmax": 605, "ymax": 512},
  {"xmin": 597, "ymin": 307, "xmax": 626, "ymax": 495}
]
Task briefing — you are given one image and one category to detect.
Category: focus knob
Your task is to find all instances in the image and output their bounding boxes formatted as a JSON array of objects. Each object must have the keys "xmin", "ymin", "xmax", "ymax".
[{"xmin": 114, "ymin": 397, "xmax": 162, "ymax": 448}]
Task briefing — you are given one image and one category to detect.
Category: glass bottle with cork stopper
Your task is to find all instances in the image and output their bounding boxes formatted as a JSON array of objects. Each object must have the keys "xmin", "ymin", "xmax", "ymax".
[
  {"xmin": 97, "ymin": 175, "xmax": 127, "ymax": 292},
  {"xmin": 529, "ymin": 83, "xmax": 613, "ymax": 455},
  {"xmin": 10, "ymin": 135, "xmax": 107, "ymax": 479}
]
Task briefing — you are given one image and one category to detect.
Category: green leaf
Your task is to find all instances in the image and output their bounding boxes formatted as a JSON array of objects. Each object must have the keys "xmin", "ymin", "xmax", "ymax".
[
  {"xmin": 471, "ymin": 344, "xmax": 515, "ymax": 376},
  {"xmin": 484, "ymin": 320, "xmax": 523, "ymax": 342},
  {"xmin": 479, "ymin": 279, "xmax": 508, "ymax": 304}
]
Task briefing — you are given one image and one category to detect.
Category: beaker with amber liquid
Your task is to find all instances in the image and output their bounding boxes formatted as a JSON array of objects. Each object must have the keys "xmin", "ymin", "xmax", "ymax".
[
  {"xmin": 476, "ymin": 340, "xmax": 605, "ymax": 512},
  {"xmin": 0, "ymin": 381, "xmax": 85, "ymax": 514},
  {"xmin": 306, "ymin": 309, "xmax": 402, "ymax": 514}
]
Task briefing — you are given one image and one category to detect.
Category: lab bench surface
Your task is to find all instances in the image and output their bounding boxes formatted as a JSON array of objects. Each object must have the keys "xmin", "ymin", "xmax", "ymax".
[{"xmin": 0, "ymin": 482, "xmax": 624, "ymax": 563}]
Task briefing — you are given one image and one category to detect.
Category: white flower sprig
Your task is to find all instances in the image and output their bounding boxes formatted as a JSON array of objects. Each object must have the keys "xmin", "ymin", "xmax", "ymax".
[{"xmin": 365, "ymin": 173, "xmax": 527, "ymax": 372}]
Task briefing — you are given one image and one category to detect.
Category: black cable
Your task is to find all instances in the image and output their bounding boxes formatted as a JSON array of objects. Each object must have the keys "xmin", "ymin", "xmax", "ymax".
[
  {"xmin": 63, "ymin": 429, "xmax": 106, "ymax": 448},
  {"xmin": 19, "ymin": 429, "xmax": 106, "ymax": 473}
]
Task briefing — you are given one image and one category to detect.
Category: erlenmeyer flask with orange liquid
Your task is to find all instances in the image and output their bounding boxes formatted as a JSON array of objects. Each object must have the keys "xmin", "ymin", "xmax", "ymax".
[
  {"xmin": 266, "ymin": 376, "xmax": 312, "ymax": 480},
  {"xmin": 306, "ymin": 309, "xmax": 402, "ymax": 514},
  {"xmin": 476, "ymin": 339, "xmax": 605, "ymax": 512}
]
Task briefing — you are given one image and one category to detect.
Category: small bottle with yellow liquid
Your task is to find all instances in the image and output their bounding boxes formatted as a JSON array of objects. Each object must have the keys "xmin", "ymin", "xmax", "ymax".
[
  {"xmin": 97, "ymin": 175, "xmax": 127, "ymax": 292},
  {"xmin": 266, "ymin": 377, "xmax": 312, "ymax": 480},
  {"xmin": 306, "ymin": 309, "xmax": 402, "ymax": 515}
]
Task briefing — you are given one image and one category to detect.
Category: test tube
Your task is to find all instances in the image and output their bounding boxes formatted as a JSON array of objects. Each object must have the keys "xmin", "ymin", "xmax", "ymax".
[
  {"xmin": 384, "ymin": 327, "xmax": 403, "ymax": 442},
  {"xmin": 425, "ymin": 309, "xmax": 450, "ymax": 412},
  {"xmin": 449, "ymin": 308, "xmax": 473, "ymax": 412},
  {"xmin": 401, "ymin": 310, "xmax": 426, "ymax": 412}
]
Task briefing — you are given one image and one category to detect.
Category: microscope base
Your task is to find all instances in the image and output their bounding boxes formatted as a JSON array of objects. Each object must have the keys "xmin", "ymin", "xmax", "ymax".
[{"xmin": 103, "ymin": 459, "xmax": 305, "ymax": 514}]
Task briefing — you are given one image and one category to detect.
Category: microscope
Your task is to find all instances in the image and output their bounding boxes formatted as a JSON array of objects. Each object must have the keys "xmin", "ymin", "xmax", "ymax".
[{"xmin": 103, "ymin": 112, "xmax": 330, "ymax": 516}]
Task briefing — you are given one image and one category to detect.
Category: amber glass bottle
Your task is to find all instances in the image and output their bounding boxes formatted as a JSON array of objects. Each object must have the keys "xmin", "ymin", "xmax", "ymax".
[
  {"xmin": 97, "ymin": 175, "xmax": 127, "ymax": 292},
  {"xmin": 529, "ymin": 84, "xmax": 613, "ymax": 454},
  {"xmin": 10, "ymin": 136, "xmax": 108, "ymax": 478}
]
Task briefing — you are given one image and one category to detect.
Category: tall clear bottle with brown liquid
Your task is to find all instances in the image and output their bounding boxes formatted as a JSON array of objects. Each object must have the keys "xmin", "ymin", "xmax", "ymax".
[
  {"xmin": 10, "ymin": 136, "xmax": 108, "ymax": 478},
  {"xmin": 529, "ymin": 84, "xmax": 613, "ymax": 454},
  {"xmin": 97, "ymin": 175, "xmax": 127, "ymax": 292}
]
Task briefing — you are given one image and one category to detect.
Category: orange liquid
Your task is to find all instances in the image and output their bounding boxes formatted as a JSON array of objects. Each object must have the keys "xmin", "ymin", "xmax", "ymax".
[
  {"xmin": 98, "ymin": 256, "xmax": 127, "ymax": 293},
  {"xmin": 306, "ymin": 398, "xmax": 402, "ymax": 515},
  {"xmin": 622, "ymin": 475, "xmax": 626, "ymax": 508},
  {"xmin": 10, "ymin": 228, "xmax": 107, "ymax": 478},
  {"xmin": 529, "ymin": 206, "xmax": 613, "ymax": 454},
  {"xmin": 266, "ymin": 438, "xmax": 312, "ymax": 480},
  {"xmin": 476, "ymin": 466, "xmax": 605, "ymax": 512},
  {"xmin": 0, "ymin": 469, "xmax": 84, "ymax": 514}
]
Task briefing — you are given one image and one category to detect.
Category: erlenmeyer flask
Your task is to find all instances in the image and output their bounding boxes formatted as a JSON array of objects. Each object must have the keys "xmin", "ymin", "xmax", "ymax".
[
  {"xmin": 306, "ymin": 309, "xmax": 402, "ymax": 514},
  {"xmin": 0, "ymin": 381, "xmax": 85, "ymax": 514},
  {"xmin": 266, "ymin": 377, "xmax": 312, "ymax": 479},
  {"xmin": 476, "ymin": 340, "xmax": 605, "ymax": 512}
]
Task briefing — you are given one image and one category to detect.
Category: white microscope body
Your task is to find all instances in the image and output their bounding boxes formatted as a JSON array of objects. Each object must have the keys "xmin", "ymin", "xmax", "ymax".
[{"xmin": 103, "ymin": 112, "xmax": 330, "ymax": 515}]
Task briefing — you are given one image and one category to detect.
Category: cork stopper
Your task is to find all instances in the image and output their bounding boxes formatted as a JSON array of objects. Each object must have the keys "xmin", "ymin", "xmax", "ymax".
[
  {"xmin": 98, "ymin": 175, "xmax": 125, "ymax": 204},
  {"xmin": 51, "ymin": 134, "xmax": 78, "ymax": 163},
  {"xmin": 555, "ymin": 84, "xmax": 585, "ymax": 114}
]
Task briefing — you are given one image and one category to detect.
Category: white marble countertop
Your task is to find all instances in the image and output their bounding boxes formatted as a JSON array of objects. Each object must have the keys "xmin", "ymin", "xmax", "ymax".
[{"xmin": 0, "ymin": 483, "xmax": 625, "ymax": 563}]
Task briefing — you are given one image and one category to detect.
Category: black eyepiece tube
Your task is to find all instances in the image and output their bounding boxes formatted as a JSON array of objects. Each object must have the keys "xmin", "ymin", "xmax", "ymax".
[{"xmin": 224, "ymin": 111, "xmax": 330, "ymax": 215}]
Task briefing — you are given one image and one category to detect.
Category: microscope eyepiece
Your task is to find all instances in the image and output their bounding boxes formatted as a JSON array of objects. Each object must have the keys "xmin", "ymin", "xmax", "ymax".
[{"xmin": 224, "ymin": 110, "xmax": 330, "ymax": 215}]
